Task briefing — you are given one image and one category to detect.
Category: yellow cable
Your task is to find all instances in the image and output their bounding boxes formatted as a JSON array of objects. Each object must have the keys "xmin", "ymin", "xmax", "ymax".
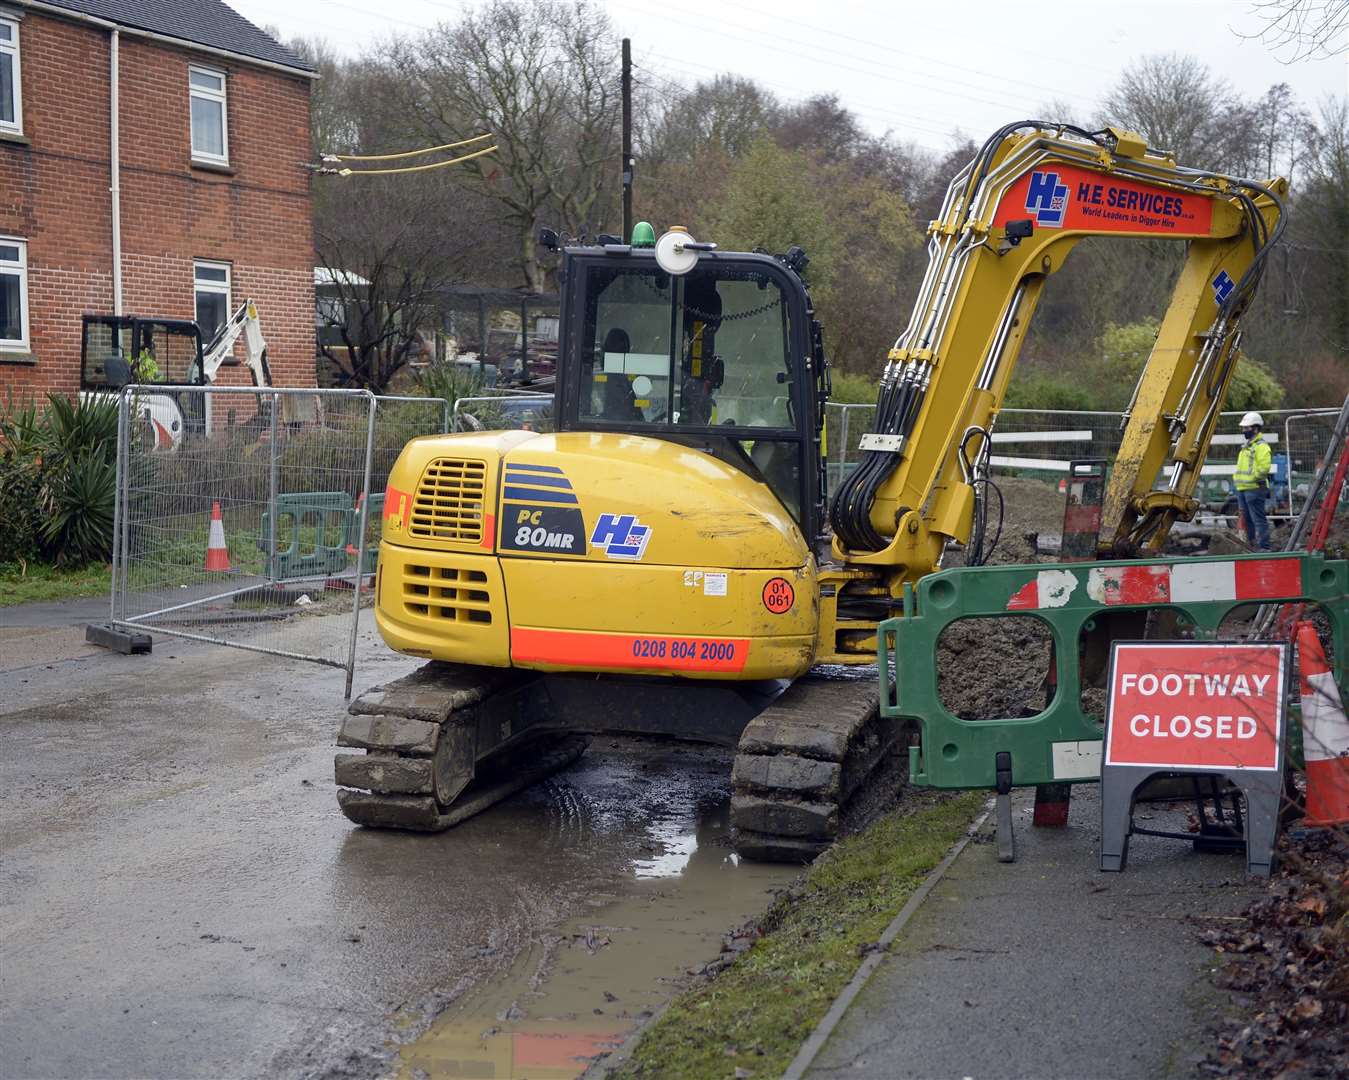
[
  {"xmin": 335, "ymin": 144, "xmax": 498, "ymax": 177},
  {"xmin": 323, "ymin": 132, "xmax": 493, "ymax": 163}
]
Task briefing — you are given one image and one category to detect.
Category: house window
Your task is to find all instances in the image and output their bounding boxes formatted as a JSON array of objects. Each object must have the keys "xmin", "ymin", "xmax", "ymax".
[
  {"xmin": 189, "ymin": 65, "xmax": 228, "ymax": 164},
  {"xmin": 0, "ymin": 16, "xmax": 21, "ymax": 135},
  {"xmin": 0, "ymin": 237, "xmax": 28, "ymax": 351},
  {"xmin": 194, "ymin": 260, "xmax": 231, "ymax": 343}
]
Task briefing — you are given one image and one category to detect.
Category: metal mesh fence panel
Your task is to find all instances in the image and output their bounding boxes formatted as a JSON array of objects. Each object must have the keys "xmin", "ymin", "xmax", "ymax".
[
  {"xmin": 823, "ymin": 402, "xmax": 875, "ymax": 495},
  {"xmin": 1283, "ymin": 410, "xmax": 1344, "ymax": 521},
  {"xmin": 111, "ymin": 386, "xmax": 450, "ymax": 694},
  {"xmin": 822, "ymin": 402, "xmax": 1345, "ymax": 539},
  {"xmin": 451, "ymin": 392, "xmax": 554, "ymax": 433},
  {"xmin": 989, "ymin": 409, "xmax": 1337, "ymax": 519}
]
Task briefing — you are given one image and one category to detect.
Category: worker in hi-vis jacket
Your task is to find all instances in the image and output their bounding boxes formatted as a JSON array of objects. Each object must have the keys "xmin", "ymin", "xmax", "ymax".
[{"xmin": 1234, "ymin": 411, "xmax": 1273, "ymax": 551}]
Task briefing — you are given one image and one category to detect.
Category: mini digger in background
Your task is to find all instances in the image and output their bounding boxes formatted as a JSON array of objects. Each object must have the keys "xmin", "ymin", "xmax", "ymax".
[{"xmin": 335, "ymin": 122, "xmax": 1287, "ymax": 861}]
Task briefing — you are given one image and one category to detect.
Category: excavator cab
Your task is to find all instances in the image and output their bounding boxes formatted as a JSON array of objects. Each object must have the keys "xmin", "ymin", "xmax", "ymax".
[
  {"xmin": 79, "ymin": 315, "xmax": 208, "ymax": 447},
  {"xmin": 80, "ymin": 315, "xmax": 205, "ymax": 390},
  {"xmin": 553, "ymin": 235, "xmax": 831, "ymax": 542}
]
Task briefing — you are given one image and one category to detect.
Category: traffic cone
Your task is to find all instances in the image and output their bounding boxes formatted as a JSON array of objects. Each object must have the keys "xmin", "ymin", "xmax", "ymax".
[
  {"xmin": 204, "ymin": 501, "xmax": 231, "ymax": 572},
  {"xmin": 345, "ymin": 492, "xmax": 364, "ymax": 557},
  {"xmin": 1294, "ymin": 620, "xmax": 1349, "ymax": 826}
]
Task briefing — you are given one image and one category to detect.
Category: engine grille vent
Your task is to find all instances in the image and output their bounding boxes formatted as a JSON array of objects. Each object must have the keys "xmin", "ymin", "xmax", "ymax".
[
  {"xmin": 404, "ymin": 564, "xmax": 493, "ymax": 623},
  {"xmin": 408, "ymin": 458, "xmax": 487, "ymax": 542}
]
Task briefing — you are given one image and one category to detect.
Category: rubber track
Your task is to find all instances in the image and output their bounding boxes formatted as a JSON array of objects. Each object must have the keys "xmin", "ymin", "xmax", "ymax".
[
  {"xmin": 335, "ymin": 662, "xmax": 586, "ymax": 832},
  {"xmin": 730, "ymin": 675, "xmax": 899, "ymax": 862},
  {"xmin": 338, "ymin": 735, "xmax": 588, "ymax": 831}
]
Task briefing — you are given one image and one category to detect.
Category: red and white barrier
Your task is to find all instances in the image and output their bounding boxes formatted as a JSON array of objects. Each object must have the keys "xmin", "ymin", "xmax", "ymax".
[{"xmin": 1007, "ymin": 556, "xmax": 1302, "ymax": 611}]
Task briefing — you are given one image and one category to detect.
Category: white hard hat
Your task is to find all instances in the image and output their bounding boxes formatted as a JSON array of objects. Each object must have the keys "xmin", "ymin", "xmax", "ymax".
[{"xmin": 1240, "ymin": 411, "xmax": 1264, "ymax": 428}]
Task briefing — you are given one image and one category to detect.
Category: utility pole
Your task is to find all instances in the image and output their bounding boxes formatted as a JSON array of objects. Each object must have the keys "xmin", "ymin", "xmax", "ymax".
[{"xmin": 622, "ymin": 37, "xmax": 633, "ymax": 241}]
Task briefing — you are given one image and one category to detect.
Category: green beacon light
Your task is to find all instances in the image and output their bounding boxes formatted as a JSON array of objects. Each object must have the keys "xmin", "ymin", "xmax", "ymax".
[{"xmin": 631, "ymin": 221, "xmax": 656, "ymax": 248}]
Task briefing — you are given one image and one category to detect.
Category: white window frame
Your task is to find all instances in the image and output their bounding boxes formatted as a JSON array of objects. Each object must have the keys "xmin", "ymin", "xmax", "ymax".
[
  {"xmin": 188, "ymin": 64, "xmax": 228, "ymax": 165},
  {"xmin": 194, "ymin": 260, "xmax": 232, "ymax": 344},
  {"xmin": 0, "ymin": 236, "xmax": 29, "ymax": 352},
  {"xmin": 0, "ymin": 14, "xmax": 22, "ymax": 136}
]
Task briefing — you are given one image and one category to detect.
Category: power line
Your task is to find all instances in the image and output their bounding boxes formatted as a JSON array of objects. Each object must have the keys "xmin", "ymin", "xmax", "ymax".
[
  {"xmin": 243, "ymin": 0, "xmax": 976, "ymax": 150},
  {"xmin": 610, "ymin": 0, "xmax": 1084, "ymax": 117},
  {"xmin": 715, "ymin": 0, "xmax": 1112, "ymax": 86},
  {"xmin": 636, "ymin": 53, "xmax": 961, "ymax": 149}
]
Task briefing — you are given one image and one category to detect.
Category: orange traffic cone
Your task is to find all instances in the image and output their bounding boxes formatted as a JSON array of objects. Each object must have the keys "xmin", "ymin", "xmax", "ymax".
[
  {"xmin": 345, "ymin": 492, "xmax": 364, "ymax": 557},
  {"xmin": 1295, "ymin": 620, "xmax": 1349, "ymax": 826},
  {"xmin": 204, "ymin": 501, "xmax": 231, "ymax": 572}
]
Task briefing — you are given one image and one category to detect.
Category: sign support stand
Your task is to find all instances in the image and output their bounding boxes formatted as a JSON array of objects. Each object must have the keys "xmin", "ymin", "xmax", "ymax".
[{"xmin": 1099, "ymin": 640, "xmax": 1289, "ymax": 878}]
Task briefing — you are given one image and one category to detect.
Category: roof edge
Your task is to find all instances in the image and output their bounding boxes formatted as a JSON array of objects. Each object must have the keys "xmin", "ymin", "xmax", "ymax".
[{"xmin": 18, "ymin": 1, "xmax": 320, "ymax": 79}]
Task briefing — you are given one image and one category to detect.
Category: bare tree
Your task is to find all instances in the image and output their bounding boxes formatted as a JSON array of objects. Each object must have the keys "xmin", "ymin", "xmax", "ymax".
[
  {"xmin": 1098, "ymin": 53, "xmax": 1242, "ymax": 168},
  {"xmin": 387, "ymin": 0, "xmax": 622, "ymax": 292},
  {"xmin": 1241, "ymin": 82, "xmax": 1314, "ymax": 181},
  {"xmin": 314, "ymin": 175, "xmax": 475, "ymax": 392},
  {"xmin": 640, "ymin": 75, "xmax": 778, "ymax": 165},
  {"xmin": 1237, "ymin": 1, "xmax": 1349, "ymax": 61},
  {"xmin": 1297, "ymin": 97, "xmax": 1349, "ymax": 349}
]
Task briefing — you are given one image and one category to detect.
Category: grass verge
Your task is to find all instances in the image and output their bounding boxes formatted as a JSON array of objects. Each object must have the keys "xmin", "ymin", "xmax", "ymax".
[
  {"xmin": 0, "ymin": 561, "xmax": 112, "ymax": 607},
  {"xmin": 614, "ymin": 790, "xmax": 986, "ymax": 1078}
]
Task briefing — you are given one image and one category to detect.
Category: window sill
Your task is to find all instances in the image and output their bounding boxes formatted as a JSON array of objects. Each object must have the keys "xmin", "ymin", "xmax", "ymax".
[
  {"xmin": 0, "ymin": 130, "xmax": 30, "ymax": 147},
  {"xmin": 191, "ymin": 159, "xmax": 236, "ymax": 176},
  {"xmin": 0, "ymin": 350, "xmax": 37, "ymax": 364}
]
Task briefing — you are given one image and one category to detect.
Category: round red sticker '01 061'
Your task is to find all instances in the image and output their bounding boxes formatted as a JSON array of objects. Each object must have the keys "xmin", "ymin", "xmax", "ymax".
[{"xmin": 762, "ymin": 577, "xmax": 794, "ymax": 614}]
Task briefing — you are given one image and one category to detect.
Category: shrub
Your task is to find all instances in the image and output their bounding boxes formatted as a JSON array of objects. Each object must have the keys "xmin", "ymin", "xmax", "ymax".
[
  {"xmin": 0, "ymin": 453, "xmax": 43, "ymax": 564},
  {"xmin": 1224, "ymin": 354, "xmax": 1285, "ymax": 412},
  {"xmin": 1003, "ymin": 372, "xmax": 1099, "ymax": 411},
  {"xmin": 1098, "ymin": 318, "xmax": 1286, "ymax": 412},
  {"xmin": 829, "ymin": 371, "xmax": 878, "ymax": 404},
  {"xmin": 415, "ymin": 362, "xmax": 485, "ymax": 409},
  {"xmin": 0, "ymin": 394, "xmax": 119, "ymax": 566},
  {"xmin": 40, "ymin": 452, "xmax": 116, "ymax": 564}
]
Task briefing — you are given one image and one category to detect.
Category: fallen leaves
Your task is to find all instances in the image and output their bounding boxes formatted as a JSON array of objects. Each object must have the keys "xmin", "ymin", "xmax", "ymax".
[{"xmin": 1197, "ymin": 826, "xmax": 1349, "ymax": 1077}]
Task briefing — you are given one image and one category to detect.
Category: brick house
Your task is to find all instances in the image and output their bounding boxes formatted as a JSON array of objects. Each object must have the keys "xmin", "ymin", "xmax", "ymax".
[{"xmin": 0, "ymin": 0, "xmax": 316, "ymax": 402}]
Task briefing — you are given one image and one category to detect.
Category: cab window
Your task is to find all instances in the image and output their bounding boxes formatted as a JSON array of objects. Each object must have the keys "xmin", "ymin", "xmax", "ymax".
[{"xmin": 579, "ymin": 264, "xmax": 795, "ymax": 430}]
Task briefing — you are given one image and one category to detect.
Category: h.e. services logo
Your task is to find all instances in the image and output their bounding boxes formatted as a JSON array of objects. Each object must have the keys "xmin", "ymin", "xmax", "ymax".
[
  {"xmin": 590, "ymin": 513, "xmax": 652, "ymax": 560},
  {"xmin": 1024, "ymin": 170, "xmax": 1069, "ymax": 227},
  {"xmin": 1211, "ymin": 269, "xmax": 1236, "ymax": 307}
]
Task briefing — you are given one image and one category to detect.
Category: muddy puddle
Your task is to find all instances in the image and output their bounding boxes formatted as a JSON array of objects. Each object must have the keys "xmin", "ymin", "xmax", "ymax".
[{"xmin": 396, "ymin": 738, "xmax": 800, "ymax": 1080}]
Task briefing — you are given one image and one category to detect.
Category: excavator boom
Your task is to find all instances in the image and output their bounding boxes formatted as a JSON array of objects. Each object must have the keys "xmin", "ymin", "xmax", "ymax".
[{"xmin": 830, "ymin": 122, "xmax": 1286, "ymax": 587}]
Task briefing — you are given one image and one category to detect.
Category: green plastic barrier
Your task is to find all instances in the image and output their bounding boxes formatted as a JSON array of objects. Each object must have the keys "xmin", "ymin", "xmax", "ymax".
[
  {"xmin": 345, "ymin": 492, "xmax": 384, "ymax": 575},
  {"xmin": 260, "ymin": 491, "xmax": 355, "ymax": 580},
  {"xmin": 878, "ymin": 552, "xmax": 1348, "ymax": 792}
]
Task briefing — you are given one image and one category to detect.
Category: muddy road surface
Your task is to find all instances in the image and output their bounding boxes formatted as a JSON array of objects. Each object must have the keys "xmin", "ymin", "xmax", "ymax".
[{"xmin": 0, "ymin": 614, "xmax": 793, "ymax": 1079}]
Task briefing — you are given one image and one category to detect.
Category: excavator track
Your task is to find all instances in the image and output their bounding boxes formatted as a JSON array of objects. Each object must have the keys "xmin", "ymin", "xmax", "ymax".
[
  {"xmin": 731, "ymin": 671, "xmax": 902, "ymax": 862},
  {"xmin": 335, "ymin": 662, "xmax": 587, "ymax": 831}
]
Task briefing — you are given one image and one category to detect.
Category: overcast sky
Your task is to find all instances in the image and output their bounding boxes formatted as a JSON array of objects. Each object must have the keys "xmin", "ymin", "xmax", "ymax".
[{"xmin": 232, "ymin": 0, "xmax": 1347, "ymax": 154}]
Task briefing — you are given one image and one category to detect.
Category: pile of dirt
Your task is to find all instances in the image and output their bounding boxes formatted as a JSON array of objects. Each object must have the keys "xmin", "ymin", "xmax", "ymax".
[
  {"xmin": 936, "ymin": 616, "xmax": 1052, "ymax": 720},
  {"xmin": 946, "ymin": 475, "xmax": 1066, "ymax": 568},
  {"xmin": 1197, "ymin": 826, "xmax": 1349, "ymax": 1077},
  {"xmin": 932, "ymin": 477, "xmax": 1062, "ymax": 721}
]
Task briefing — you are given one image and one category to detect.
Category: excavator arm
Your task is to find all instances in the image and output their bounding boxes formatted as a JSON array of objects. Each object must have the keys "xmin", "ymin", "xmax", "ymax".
[
  {"xmin": 201, "ymin": 299, "xmax": 272, "ymax": 387},
  {"xmin": 829, "ymin": 123, "xmax": 1285, "ymax": 592}
]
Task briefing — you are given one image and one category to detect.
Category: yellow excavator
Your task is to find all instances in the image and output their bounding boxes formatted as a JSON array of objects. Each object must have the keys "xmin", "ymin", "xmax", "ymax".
[{"xmin": 335, "ymin": 122, "xmax": 1286, "ymax": 860}]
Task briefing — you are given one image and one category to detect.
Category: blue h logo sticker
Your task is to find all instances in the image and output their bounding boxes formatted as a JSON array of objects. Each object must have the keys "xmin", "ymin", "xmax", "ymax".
[
  {"xmin": 1212, "ymin": 270, "xmax": 1236, "ymax": 307},
  {"xmin": 590, "ymin": 513, "xmax": 652, "ymax": 560},
  {"xmin": 1025, "ymin": 170, "xmax": 1069, "ymax": 227}
]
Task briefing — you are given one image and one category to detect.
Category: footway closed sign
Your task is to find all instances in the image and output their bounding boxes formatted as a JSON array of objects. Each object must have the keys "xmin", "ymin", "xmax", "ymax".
[{"xmin": 1105, "ymin": 643, "xmax": 1287, "ymax": 772}]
